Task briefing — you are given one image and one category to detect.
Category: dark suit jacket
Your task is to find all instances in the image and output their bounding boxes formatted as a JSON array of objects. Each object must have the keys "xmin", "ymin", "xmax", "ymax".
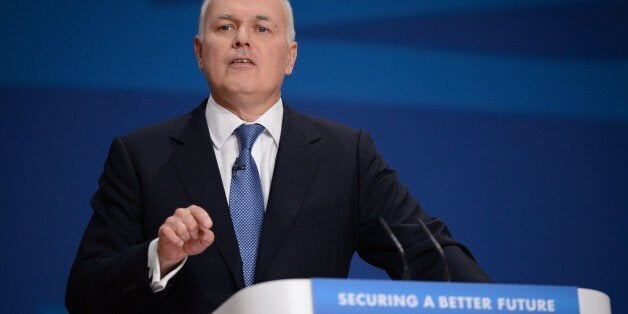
[{"xmin": 66, "ymin": 100, "xmax": 490, "ymax": 313}]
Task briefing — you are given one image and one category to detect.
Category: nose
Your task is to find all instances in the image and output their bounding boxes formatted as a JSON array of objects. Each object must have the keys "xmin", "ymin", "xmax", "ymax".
[{"xmin": 233, "ymin": 28, "xmax": 250, "ymax": 48}]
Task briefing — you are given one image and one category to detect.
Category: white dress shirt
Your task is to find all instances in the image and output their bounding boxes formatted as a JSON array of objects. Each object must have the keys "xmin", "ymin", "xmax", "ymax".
[{"xmin": 148, "ymin": 96, "xmax": 284, "ymax": 292}]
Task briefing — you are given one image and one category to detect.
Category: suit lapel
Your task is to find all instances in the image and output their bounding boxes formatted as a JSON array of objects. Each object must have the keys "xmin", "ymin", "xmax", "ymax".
[
  {"xmin": 170, "ymin": 100, "xmax": 244, "ymax": 288},
  {"xmin": 255, "ymin": 106, "xmax": 323, "ymax": 279}
]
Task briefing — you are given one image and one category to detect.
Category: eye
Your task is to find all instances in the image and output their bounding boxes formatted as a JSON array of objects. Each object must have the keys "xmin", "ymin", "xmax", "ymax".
[
  {"xmin": 218, "ymin": 25, "xmax": 234, "ymax": 32},
  {"xmin": 257, "ymin": 26, "xmax": 268, "ymax": 33}
]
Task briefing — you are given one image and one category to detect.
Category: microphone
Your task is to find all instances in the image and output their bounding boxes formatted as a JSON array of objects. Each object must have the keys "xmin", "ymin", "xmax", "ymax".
[
  {"xmin": 378, "ymin": 217, "xmax": 410, "ymax": 280},
  {"xmin": 378, "ymin": 216, "xmax": 451, "ymax": 282},
  {"xmin": 232, "ymin": 157, "xmax": 246, "ymax": 172}
]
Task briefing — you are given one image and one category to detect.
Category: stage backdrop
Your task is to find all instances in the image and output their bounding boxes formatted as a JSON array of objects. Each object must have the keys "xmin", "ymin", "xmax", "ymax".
[{"xmin": 1, "ymin": 1, "xmax": 626, "ymax": 313}]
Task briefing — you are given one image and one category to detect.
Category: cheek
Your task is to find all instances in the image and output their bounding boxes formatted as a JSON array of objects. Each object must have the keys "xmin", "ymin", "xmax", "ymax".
[
  {"xmin": 202, "ymin": 43, "xmax": 225, "ymax": 66},
  {"xmin": 269, "ymin": 47, "xmax": 290, "ymax": 71},
  {"xmin": 203, "ymin": 53, "xmax": 226, "ymax": 75}
]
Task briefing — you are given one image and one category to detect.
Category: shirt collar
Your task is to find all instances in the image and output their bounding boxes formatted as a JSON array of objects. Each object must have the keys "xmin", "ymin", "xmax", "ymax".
[{"xmin": 205, "ymin": 95, "xmax": 283, "ymax": 150}]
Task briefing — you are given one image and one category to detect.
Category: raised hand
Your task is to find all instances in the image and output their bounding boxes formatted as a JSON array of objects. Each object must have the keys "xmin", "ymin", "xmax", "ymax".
[{"xmin": 157, "ymin": 205, "xmax": 214, "ymax": 275}]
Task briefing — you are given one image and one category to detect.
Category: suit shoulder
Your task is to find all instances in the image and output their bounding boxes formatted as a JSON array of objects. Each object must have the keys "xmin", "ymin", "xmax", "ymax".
[
  {"xmin": 118, "ymin": 110, "xmax": 195, "ymax": 147},
  {"xmin": 290, "ymin": 109, "xmax": 360, "ymax": 139}
]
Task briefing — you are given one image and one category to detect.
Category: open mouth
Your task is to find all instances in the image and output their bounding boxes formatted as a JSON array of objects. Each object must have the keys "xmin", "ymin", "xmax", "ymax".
[{"xmin": 231, "ymin": 58, "xmax": 254, "ymax": 65}]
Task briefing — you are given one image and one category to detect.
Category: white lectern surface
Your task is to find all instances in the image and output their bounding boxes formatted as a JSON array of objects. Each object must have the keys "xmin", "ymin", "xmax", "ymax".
[
  {"xmin": 213, "ymin": 279, "xmax": 313, "ymax": 314},
  {"xmin": 212, "ymin": 279, "xmax": 610, "ymax": 314}
]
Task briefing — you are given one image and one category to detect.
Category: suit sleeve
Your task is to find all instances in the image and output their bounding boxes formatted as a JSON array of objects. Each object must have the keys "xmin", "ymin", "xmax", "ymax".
[
  {"xmin": 66, "ymin": 137, "xmax": 164, "ymax": 313},
  {"xmin": 354, "ymin": 130, "xmax": 492, "ymax": 282}
]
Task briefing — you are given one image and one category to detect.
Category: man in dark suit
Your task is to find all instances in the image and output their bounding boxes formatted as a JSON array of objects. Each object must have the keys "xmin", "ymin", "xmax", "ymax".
[{"xmin": 66, "ymin": 0, "xmax": 490, "ymax": 312}]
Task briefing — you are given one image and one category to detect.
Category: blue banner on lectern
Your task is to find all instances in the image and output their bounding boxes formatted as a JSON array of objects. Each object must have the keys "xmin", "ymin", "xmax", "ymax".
[{"xmin": 311, "ymin": 278, "xmax": 579, "ymax": 313}]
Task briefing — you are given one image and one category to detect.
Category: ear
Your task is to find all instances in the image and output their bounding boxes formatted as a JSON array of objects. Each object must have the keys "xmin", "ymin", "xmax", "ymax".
[
  {"xmin": 284, "ymin": 41, "xmax": 298, "ymax": 75},
  {"xmin": 194, "ymin": 36, "xmax": 204, "ymax": 68}
]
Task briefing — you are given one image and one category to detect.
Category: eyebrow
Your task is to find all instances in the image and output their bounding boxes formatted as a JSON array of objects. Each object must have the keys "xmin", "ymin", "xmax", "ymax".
[
  {"xmin": 214, "ymin": 14, "xmax": 271, "ymax": 22},
  {"xmin": 216, "ymin": 14, "xmax": 233, "ymax": 20},
  {"xmin": 255, "ymin": 15, "xmax": 270, "ymax": 22}
]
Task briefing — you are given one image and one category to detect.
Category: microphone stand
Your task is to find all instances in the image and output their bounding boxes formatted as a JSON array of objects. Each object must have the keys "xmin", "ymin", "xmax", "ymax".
[
  {"xmin": 378, "ymin": 216, "xmax": 451, "ymax": 282},
  {"xmin": 378, "ymin": 217, "xmax": 410, "ymax": 280}
]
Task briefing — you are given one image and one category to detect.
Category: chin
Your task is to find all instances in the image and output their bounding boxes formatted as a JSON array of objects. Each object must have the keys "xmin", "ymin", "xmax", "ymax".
[{"xmin": 228, "ymin": 85, "xmax": 260, "ymax": 96}]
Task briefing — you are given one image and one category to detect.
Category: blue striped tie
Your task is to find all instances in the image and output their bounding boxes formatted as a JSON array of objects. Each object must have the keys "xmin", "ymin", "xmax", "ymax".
[{"xmin": 229, "ymin": 123, "xmax": 265, "ymax": 286}]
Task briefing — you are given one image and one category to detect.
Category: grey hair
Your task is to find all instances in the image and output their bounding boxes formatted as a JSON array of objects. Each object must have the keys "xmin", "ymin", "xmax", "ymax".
[{"xmin": 197, "ymin": 0, "xmax": 296, "ymax": 43}]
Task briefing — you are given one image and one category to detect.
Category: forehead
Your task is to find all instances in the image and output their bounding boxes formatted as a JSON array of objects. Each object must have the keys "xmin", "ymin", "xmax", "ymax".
[{"xmin": 207, "ymin": 0, "xmax": 287, "ymax": 23}]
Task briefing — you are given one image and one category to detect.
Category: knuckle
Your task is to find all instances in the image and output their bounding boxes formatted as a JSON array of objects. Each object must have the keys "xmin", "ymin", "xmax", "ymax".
[
  {"xmin": 192, "ymin": 205, "xmax": 207, "ymax": 216},
  {"xmin": 175, "ymin": 222, "xmax": 187, "ymax": 233},
  {"xmin": 162, "ymin": 229, "xmax": 178, "ymax": 242},
  {"xmin": 158, "ymin": 225, "xmax": 167, "ymax": 235}
]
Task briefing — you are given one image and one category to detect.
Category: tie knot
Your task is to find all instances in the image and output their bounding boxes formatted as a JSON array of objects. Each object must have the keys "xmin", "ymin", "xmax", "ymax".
[{"xmin": 235, "ymin": 123, "xmax": 265, "ymax": 151}]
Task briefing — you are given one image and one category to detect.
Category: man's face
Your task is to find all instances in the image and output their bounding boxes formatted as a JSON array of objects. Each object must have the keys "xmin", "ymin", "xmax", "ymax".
[{"xmin": 194, "ymin": 0, "xmax": 297, "ymax": 106}]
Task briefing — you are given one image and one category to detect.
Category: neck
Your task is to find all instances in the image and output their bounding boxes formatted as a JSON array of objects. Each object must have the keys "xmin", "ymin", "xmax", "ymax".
[{"xmin": 212, "ymin": 92, "xmax": 280, "ymax": 122}]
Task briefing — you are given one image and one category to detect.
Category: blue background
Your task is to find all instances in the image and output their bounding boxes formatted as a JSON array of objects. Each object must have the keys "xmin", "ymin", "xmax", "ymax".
[{"xmin": 1, "ymin": 1, "xmax": 626, "ymax": 313}]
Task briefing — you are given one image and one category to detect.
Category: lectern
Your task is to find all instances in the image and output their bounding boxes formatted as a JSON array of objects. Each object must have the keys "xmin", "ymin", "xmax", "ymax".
[{"xmin": 212, "ymin": 278, "xmax": 610, "ymax": 314}]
